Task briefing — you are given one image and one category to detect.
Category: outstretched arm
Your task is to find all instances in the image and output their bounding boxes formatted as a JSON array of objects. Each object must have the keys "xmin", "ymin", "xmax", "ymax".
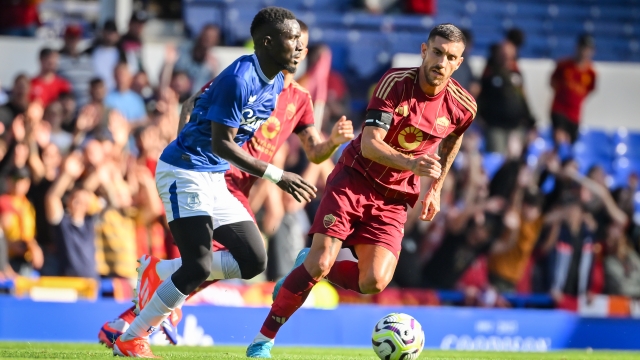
[
  {"xmin": 421, "ymin": 133, "xmax": 464, "ymax": 221},
  {"xmin": 211, "ymin": 122, "xmax": 316, "ymax": 203},
  {"xmin": 297, "ymin": 116, "xmax": 353, "ymax": 164}
]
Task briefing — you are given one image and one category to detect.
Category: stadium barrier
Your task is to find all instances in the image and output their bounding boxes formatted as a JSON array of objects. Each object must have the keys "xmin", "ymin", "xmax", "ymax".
[{"xmin": 1, "ymin": 296, "xmax": 639, "ymax": 351}]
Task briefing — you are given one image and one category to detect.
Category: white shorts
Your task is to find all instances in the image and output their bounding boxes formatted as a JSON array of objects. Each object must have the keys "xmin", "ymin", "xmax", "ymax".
[{"xmin": 155, "ymin": 160, "xmax": 253, "ymax": 227}]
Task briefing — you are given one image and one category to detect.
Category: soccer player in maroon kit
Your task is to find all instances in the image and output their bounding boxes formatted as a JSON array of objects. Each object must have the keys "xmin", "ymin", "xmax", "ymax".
[{"xmin": 247, "ymin": 23, "xmax": 477, "ymax": 358}]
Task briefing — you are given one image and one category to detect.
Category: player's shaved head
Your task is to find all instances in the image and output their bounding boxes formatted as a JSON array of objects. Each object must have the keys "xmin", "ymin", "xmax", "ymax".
[
  {"xmin": 427, "ymin": 23, "xmax": 466, "ymax": 47},
  {"xmin": 250, "ymin": 7, "xmax": 297, "ymax": 40}
]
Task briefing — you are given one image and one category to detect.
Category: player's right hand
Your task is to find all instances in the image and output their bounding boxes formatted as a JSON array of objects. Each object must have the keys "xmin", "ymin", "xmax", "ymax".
[
  {"xmin": 277, "ymin": 172, "xmax": 318, "ymax": 203},
  {"xmin": 410, "ymin": 153, "xmax": 442, "ymax": 179}
]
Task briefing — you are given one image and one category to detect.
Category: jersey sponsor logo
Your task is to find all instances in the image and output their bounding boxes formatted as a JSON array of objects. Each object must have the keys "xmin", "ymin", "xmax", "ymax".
[
  {"xmin": 186, "ymin": 193, "xmax": 201, "ymax": 209},
  {"xmin": 435, "ymin": 117, "xmax": 450, "ymax": 134},
  {"xmin": 248, "ymin": 95, "xmax": 257, "ymax": 104},
  {"xmin": 395, "ymin": 105, "xmax": 409, "ymax": 117},
  {"xmin": 260, "ymin": 116, "xmax": 281, "ymax": 140},
  {"xmin": 323, "ymin": 214, "xmax": 336, "ymax": 228},
  {"xmin": 398, "ymin": 126, "xmax": 423, "ymax": 151},
  {"xmin": 285, "ymin": 103, "xmax": 296, "ymax": 120},
  {"xmin": 241, "ymin": 108, "xmax": 269, "ymax": 132}
]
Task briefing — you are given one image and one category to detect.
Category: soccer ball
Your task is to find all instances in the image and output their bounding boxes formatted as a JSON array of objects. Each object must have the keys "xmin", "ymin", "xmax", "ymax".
[{"xmin": 371, "ymin": 313, "xmax": 425, "ymax": 360}]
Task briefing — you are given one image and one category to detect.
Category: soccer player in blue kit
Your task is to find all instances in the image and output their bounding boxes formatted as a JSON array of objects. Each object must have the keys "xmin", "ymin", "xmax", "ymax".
[{"xmin": 113, "ymin": 7, "xmax": 317, "ymax": 357}]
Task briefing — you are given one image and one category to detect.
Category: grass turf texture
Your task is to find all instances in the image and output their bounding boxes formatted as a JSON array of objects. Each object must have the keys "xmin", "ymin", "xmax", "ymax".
[{"xmin": 0, "ymin": 342, "xmax": 638, "ymax": 360}]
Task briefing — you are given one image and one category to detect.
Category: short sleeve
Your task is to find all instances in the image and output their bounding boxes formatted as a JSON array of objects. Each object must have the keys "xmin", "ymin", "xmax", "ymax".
[
  {"xmin": 367, "ymin": 70, "xmax": 401, "ymax": 114},
  {"xmin": 203, "ymin": 75, "xmax": 248, "ymax": 128},
  {"xmin": 293, "ymin": 91, "xmax": 315, "ymax": 133},
  {"xmin": 131, "ymin": 93, "xmax": 147, "ymax": 120},
  {"xmin": 453, "ymin": 109, "xmax": 475, "ymax": 137},
  {"xmin": 59, "ymin": 78, "xmax": 72, "ymax": 94}
]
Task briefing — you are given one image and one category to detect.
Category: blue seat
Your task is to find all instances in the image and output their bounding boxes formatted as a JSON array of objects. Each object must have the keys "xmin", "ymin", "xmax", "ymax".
[
  {"xmin": 482, "ymin": 152, "xmax": 506, "ymax": 180},
  {"xmin": 183, "ymin": 3, "xmax": 223, "ymax": 37},
  {"xmin": 612, "ymin": 158, "xmax": 640, "ymax": 188},
  {"xmin": 347, "ymin": 31, "xmax": 389, "ymax": 78},
  {"xmin": 614, "ymin": 131, "xmax": 640, "ymax": 159}
]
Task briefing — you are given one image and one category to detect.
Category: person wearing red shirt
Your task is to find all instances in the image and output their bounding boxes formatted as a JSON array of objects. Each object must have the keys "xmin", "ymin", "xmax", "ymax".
[
  {"xmin": 247, "ymin": 23, "xmax": 476, "ymax": 357},
  {"xmin": 550, "ymin": 34, "xmax": 597, "ymax": 144},
  {"xmin": 97, "ymin": 20, "xmax": 355, "ymax": 348},
  {"xmin": 29, "ymin": 48, "xmax": 72, "ymax": 107}
]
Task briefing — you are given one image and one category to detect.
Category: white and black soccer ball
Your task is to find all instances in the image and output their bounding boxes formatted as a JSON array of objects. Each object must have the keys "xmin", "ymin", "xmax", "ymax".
[{"xmin": 371, "ymin": 313, "xmax": 425, "ymax": 360}]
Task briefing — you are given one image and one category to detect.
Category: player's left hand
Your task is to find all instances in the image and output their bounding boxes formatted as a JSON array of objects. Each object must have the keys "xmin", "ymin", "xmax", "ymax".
[
  {"xmin": 420, "ymin": 189, "xmax": 440, "ymax": 221},
  {"xmin": 330, "ymin": 116, "xmax": 354, "ymax": 145}
]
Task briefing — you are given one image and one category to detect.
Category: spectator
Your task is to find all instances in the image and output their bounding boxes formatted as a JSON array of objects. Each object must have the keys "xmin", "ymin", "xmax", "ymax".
[
  {"xmin": 0, "ymin": 0, "xmax": 41, "ymax": 36},
  {"xmin": 57, "ymin": 25, "xmax": 96, "ymax": 107},
  {"xmin": 169, "ymin": 71, "xmax": 193, "ymax": 104},
  {"xmin": 550, "ymin": 34, "xmax": 597, "ymax": 145},
  {"xmin": 45, "ymin": 152, "xmax": 98, "ymax": 278},
  {"xmin": 88, "ymin": 20, "xmax": 131, "ymax": 92},
  {"xmin": 549, "ymin": 191, "xmax": 596, "ymax": 303},
  {"xmin": 29, "ymin": 48, "xmax": 72, "ymax": 107},
  {"xmin": 489, "ymin": 186, "xmax": 550, "ymax": 293},
  {"xmin": 131, "ymin": 71, "xmax": 154, "ymax": 105},
  {"xmin": 0, "ymin": 167, "xmax": 43, "ymax": 275},
  {"xmin": 58, "ymin": 92, "xmax": 78, "ymax": 133},
  {"xmin": 42, "ymin": 101, "xmax": 73, "ymax": 154},
  {"xmin": 104, "ymin": 63, "xmax": 147, "ymax": 126},
  {"xmin": 173, "ymin": 24, "xmax": 220, "ymax": 93},
  {"xmin": 477, "ymin": 41, "xmax": 534, "ymax": 153},
  {"xmin": 505, "ymin": 28, "xmax": 526, "ymax": 57},
  {"xmin": 0, "ymin": 74, "xmax": 30, "ymax": 129},
  {"xmin": 604, "ymin": 223, "xmax": 640, "ymax": 297},
  {"xmin": 452, "ymin": 29, "xmax": 480, "ymax": 98},
  {"xmin": 118, "ymin": 10, "xmax": 148, "ymax": 73}
]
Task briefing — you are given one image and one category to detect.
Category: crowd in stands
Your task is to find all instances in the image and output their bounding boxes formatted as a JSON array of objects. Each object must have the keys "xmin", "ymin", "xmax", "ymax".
[{"xmin": 0, "ymin": 5, "xmax": 639, "ymax": 310}]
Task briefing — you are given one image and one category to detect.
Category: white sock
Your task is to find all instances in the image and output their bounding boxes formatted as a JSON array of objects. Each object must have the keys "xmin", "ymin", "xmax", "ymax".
[
  {"xmin": 155, "ymin": 251, "xmax": 241, "ymax": 282},
  {"xmin": 155, "ymin": 258, "xmax": 182, "ymax": 281},
  {"xmin": 122, "ymin": 278, "xmax": 187, "ymax": 341},
  {"xmin": 208, "ymin": 251, "xmax": 241, "ymax": 280},
  {"xmin": 254, "ymin": 332, "xmax": 275, "ymax": 343}
]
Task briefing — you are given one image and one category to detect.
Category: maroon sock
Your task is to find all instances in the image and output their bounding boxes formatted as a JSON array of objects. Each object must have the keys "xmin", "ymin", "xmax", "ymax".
[
  {"xmin": 118, "ymin": 306, "xmax": 137, "ymax": 324},
  {"xmin": 326, "ymin": 260, "xmax": 362, "ymax": 293},
  {"xmin": 260, "ymin": 265, "xmax": 318, "ymax": 339}
]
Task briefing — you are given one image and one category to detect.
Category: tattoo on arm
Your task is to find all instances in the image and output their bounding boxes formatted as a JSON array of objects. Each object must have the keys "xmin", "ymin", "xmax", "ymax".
[
  {"xmin": 434, "ymin": 134, "xmax": 464, "ymax": 191},
  {"xmin": 177, "ymin": 91, "xmax": 200, "ymax": 136},
  {"xmin": 298, "ymin": 127, "xmax": 339, "ymax": 164}
]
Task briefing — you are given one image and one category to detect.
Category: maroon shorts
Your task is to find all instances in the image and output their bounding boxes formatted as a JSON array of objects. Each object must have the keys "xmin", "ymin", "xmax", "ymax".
[
  {"xmin": 211, "ymin": 179, "xmax": 255, "ymax": 252},
  {"xmin": 308, "ymin": 163, "xmax": 407, "ymax": 259}
]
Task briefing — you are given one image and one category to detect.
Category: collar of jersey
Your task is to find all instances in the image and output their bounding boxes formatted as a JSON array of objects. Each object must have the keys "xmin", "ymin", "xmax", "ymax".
[{"xmin": 252, "ymin": 54, "xmax": 274, "ymax": 84}]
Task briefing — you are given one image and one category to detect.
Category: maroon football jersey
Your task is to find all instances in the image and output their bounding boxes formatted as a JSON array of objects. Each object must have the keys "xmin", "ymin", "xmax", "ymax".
[
  {"xmin": 339, "ymin": 67, "xmax": 476, "ymax": 206},
  {"xmin": 226, "ymin": 80, "xmax": 316, "ymax": 195}
]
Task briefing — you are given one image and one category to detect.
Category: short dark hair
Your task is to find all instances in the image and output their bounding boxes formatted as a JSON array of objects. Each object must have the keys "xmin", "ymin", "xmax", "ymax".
[
  {"xmin": 39, "ymin": 47, "xmax": 56, "ymax": 60},
  {"xmin": 428, "ymin": 23, "xmax": 466, "ymax": 47},
  {"xmin": 506, "ymin": 28, "xmax": 525, "ymax": 48},
  {"xmin": 89, "ymin": 77, "xmax": 104, "ymax": 87},
  {"xmin": 250, "ymin": 6, "xmax": 296, "ymax": 39},
  {"xmin": 297, "ymin": 19, "xmax": 308, "ymax": 33}
]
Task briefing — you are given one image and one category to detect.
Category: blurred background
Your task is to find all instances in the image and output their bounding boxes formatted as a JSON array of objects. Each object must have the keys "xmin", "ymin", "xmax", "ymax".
[{"xmin": 0, "ymin": 0, "xmax": 640, "ymax": 351}]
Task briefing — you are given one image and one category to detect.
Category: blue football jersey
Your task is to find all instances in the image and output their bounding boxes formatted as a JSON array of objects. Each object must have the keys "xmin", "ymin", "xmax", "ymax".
[{"xmin": 160, "ymin": 54, "xmax": 284, "ymax": 172}]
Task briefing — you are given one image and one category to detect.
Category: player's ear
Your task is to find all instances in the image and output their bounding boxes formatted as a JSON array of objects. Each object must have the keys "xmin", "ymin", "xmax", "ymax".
[
  {"xmin": 456, "ymin": 56, "xmax": 464, "ymax": 70},
  {"xmin": 299, "ymin": 47, "xmax": 309, "ymax": 62},
  {"xmin": 421, "ymin": 42, "xmax": 428, "ymax": 60},
  {"xmin": 262, "ymin": 35, "xmax": 272, "ymax": 50}
]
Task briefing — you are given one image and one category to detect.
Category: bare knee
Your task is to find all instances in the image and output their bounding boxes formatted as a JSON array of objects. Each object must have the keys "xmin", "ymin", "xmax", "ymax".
[
  {"xmin": 304, "ymin": 257, "xmax": 333, "ymax": 280},
  {"xmin": 359, "ymin": 275, "xmax": 391, "ymax": 294}
]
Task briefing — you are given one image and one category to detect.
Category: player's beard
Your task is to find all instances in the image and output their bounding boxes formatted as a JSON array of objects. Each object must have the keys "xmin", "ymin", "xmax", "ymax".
[{"xmin": 424, "ymin": 65, "xmax": 446, "ymax": 87}]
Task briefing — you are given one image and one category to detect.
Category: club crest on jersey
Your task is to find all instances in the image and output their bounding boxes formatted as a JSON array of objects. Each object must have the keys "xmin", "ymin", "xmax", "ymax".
[
  {"xmin": 261, "ymin": 116, "xmax": 281, "ymax": 139},
  {"xmin": 186, "ymin": 193, "xmax": 201, "ymax": 209},
  {"xmin": 286, "ymin": 103, "xmax": 296, "ymax": 120},
  {"xmin": 395, "ymin": 105, "xmax": 409, "ymax": 117},
  {"xmin": 398, "ymin": 126, "xmax": 423, "ymax": 151},
  {"xmin": 323, "ymin": 214, "xmax": 336, "ymax": 228},
  {"xmin": 435, "ymin": 117, "xmax": 450, "ymax": 134}
]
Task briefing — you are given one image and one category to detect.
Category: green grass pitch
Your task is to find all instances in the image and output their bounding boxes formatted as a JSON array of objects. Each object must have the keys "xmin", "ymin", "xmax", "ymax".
[{"xmin": 0, "ymin": 342, "xmax": 638, "ymax": 360}]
